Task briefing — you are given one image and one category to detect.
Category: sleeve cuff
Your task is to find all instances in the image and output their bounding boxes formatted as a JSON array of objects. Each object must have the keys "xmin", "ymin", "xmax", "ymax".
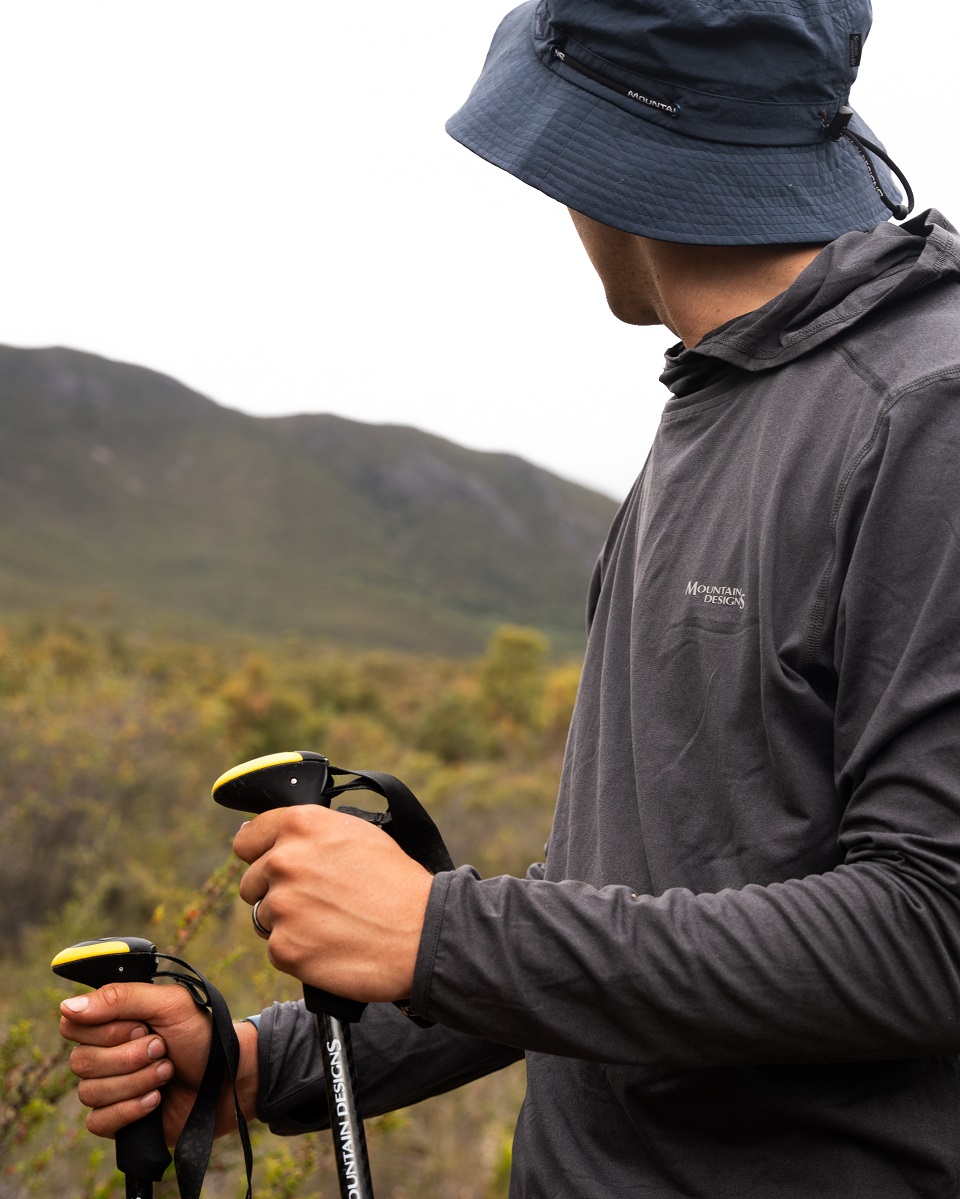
[{"xmin": 411, "ymin": 867, "xmax": 476, "ymax": 1019}]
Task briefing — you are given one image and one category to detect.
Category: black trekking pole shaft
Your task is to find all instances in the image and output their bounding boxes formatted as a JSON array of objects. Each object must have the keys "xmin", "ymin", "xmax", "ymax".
[
  {"xmin": 317, "ymin": 1012, "xmax": 375, "ymax": 1199},
  {"xmin": 117, "ymin": 1112, "xmax": 165, "ymax": 1199}
]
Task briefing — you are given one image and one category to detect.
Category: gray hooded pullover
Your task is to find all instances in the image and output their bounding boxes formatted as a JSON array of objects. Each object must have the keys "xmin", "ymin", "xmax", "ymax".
[{"xmin": 257, "ymin": 211, "xmax": 960, "ymax": 1197}]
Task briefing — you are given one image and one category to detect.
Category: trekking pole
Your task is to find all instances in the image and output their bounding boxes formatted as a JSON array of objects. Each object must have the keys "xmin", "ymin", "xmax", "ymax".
[
  {"xmin": 213, "ymin": 751, "xmax": 375, "ymax": 1199},
  {"xmin": 52, "ymin": 938, "xmax": 173, "ymax": 1199},
  {"xmin": 53, "ymin": 938, "xmax": 254, "ymax": 1199},
  {"xmin": 212, "ymin": 750, "xmax": 455, "ymax": 1199}
]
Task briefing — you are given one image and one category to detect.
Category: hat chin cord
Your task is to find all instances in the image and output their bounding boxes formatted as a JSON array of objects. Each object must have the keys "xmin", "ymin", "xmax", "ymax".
[{"xmin": 825, "ymin": 105, "xmax": 915, "ymax": 220}]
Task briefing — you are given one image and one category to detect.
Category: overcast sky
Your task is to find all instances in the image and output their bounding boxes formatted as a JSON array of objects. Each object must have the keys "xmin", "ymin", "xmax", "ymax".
[{"xmin": 0, "ymin": 3, "xmax": 955, "ymax": 501}]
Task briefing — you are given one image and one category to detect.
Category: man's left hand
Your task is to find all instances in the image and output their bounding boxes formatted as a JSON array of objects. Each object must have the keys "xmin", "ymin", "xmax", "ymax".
[{"xmin": 234, "ymin": 806, "xmax": 434, "ymax": 1002}]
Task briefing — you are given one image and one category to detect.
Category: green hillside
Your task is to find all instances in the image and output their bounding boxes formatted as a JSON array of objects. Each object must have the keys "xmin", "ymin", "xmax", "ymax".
[{"xmin": 0, "ymin": 346, "xmax": 618, "ymax": 654}]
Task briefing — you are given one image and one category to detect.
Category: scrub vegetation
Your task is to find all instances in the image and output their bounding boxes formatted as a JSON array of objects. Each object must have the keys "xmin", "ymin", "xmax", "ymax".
[{"xmin": 0, "ymin": 617, "xmax": 579, "ymax": 1198}]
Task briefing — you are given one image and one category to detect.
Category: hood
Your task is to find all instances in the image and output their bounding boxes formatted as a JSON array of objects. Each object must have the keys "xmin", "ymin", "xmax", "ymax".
[{"xmin": 662, "ymin": 209, "xmax": 960, "ymax": 398}]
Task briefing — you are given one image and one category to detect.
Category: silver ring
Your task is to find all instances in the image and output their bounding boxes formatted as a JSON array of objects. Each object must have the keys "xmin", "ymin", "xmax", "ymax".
[{"xmin": 251, "ymin": 898, "xmax": 271, "ymax": 940}]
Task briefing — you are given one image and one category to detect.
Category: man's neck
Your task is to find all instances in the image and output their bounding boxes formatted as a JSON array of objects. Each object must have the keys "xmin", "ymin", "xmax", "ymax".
[
  {"xmin": 650, "ymin": 240, "xmax": 827, "ymax": 348},
  {"xmin": 565, "ymin": 208, "xmax": 829, "ymax": 347}
]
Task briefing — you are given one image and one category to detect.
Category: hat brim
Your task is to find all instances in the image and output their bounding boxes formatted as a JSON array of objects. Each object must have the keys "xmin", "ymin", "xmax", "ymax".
[{"xmin": 446, "ymin": 1, "xmax": 898, "ymax": 245}]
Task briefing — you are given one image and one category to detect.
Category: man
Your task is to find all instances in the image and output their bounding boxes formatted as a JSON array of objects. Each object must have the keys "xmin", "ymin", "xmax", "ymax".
[{"xmin": 61, "ymin": 0, "xmax": 960, "ymax": 1194}]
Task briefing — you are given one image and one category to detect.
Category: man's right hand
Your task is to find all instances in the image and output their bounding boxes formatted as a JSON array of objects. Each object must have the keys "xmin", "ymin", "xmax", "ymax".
[{"xmin": 59, "ymin": 982, "xmax": 259, "ymax": 1146}]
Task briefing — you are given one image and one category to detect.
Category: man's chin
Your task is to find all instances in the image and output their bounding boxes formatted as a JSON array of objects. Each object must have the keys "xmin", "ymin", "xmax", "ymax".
[{"xmin": 606, "ymin": 298, "xmax": 664, "ymax": 330}]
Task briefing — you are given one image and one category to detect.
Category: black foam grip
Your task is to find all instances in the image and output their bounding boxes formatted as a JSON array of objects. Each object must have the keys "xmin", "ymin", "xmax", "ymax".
[
  {"xmin": 304, "ymin": 982, "xmax": 367, "ymax": 1024},
  {"xmin": 115, "ymin": 1105, "xmax": 172, "ymax": 1182}
]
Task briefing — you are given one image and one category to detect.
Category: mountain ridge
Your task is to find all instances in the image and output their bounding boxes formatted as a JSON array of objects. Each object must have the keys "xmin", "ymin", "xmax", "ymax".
[{"xmin": 0, "ymin": 345, "xmax": 618, "ymax": 654}]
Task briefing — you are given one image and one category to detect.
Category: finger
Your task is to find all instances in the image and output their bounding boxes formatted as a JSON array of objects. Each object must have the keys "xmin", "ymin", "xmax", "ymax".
[
  {"xmin": 233, "ymin": 804, "xmax": 341, "ymax": 865},
  {"xmin": 250, "ymin": 895, "xmax": 274, "ymax": 938},
  {"xmin": 58, "ymin": 981, "xmax": 191, "ymax": 1031},
  {"xmin": 70, "ymin": 1034, "xmax": 166, "ymax": 1081},
  {"xmin": 84, "ymin": 1089, "xmax": 163, "ymax": 1140},
  {"xmin": 236, "ymin": 856, "xmax": 266, "ymax": 906},
  {"xmin": 232, "ymin": 809, "xmax": 287, "ymax": 864},
  {"xmin": 77, "ymin": 1056, "xmax": 173, "ymax": 1111},
  {"xmin": 60, "ymin": 1015, "xmax": 148, "ymax": 1048}
]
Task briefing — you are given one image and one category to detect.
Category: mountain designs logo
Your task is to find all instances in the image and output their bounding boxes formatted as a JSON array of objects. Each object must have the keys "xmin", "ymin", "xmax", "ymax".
[{"xmin": 685, "ymin": 580, "xmax": 746, "ymax": 609}]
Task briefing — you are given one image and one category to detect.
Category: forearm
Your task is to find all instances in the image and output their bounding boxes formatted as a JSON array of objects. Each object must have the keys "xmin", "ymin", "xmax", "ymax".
[
  {"xmin": 256, "ymin": 997, "xmax": 521, "ymax": 1134},
  {"xmin": 412, "ymin": 864, "xmax": 960, "ymax": 1068}
]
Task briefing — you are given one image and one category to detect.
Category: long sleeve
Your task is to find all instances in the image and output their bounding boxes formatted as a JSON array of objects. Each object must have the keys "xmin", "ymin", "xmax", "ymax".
[
  {"xmin": 257, "ymin": 997, "xmax": 522, "ymax": 1134},
  {"xmin": 410, "ymin": 372, "xmax": 960, "ymax": 1071}
]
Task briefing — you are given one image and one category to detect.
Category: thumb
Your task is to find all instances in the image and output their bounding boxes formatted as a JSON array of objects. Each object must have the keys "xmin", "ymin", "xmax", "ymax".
[{"xmin": 59, "ymin": 981, "xmax": 183, "ymax": 1025}]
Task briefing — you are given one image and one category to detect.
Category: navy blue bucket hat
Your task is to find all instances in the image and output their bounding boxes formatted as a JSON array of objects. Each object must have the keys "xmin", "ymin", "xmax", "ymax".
[{"xmin": 446, "ymin": 0, "xmax": 909, "ymax": 245}]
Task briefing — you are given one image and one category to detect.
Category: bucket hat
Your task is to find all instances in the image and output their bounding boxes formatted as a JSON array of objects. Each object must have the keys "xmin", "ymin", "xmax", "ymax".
[{"xmin": 446, "ymin": 0, "xmax": 909, "ymax": 245}]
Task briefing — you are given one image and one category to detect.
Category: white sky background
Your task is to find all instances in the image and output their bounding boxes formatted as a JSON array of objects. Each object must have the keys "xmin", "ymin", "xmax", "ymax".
[{"xmin": 0, "ymin": 3, "xmax": 955, "ymax": 502}]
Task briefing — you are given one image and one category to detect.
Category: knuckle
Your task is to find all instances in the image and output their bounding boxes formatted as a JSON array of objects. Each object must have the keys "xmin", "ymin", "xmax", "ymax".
[
  {"xmin": 122, "ymin": 1038, "xmax": 147, "ymax": 1069},
  {"xmin": 266, "ymin": 934, "xmax": 295, "ymax": 974},
  {"xmin": 85, "ymin": 1107, "xmax": 114, "ymax": 1138},
  {"xmin": 267, "ymin": 844, "xmax": 299, "ymax": 880},
  {"xmin": 233, "ymin": 834, "xmax": 254, "ymax": 863},
  {"xmin": 238, "ymin": 868, "xmax": 264, "ymax": 905},
  {"xmin": 265, "ymin": 932, "xmax": 285, "ymax": 966},
  {"xmin": 282, "ymin": 806, "xmax": 323, "ymax": 838},
  {"xmin": 98, "ymin": 982, "xmax": 127, "ymax": 1009},
  {"xmin": 69, "ymin": 1040, "xmax": 93, "ymax": 1079},
  {"xmin": 266, "ymin": 890, "xmax": 291, "ymax": 921}
]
